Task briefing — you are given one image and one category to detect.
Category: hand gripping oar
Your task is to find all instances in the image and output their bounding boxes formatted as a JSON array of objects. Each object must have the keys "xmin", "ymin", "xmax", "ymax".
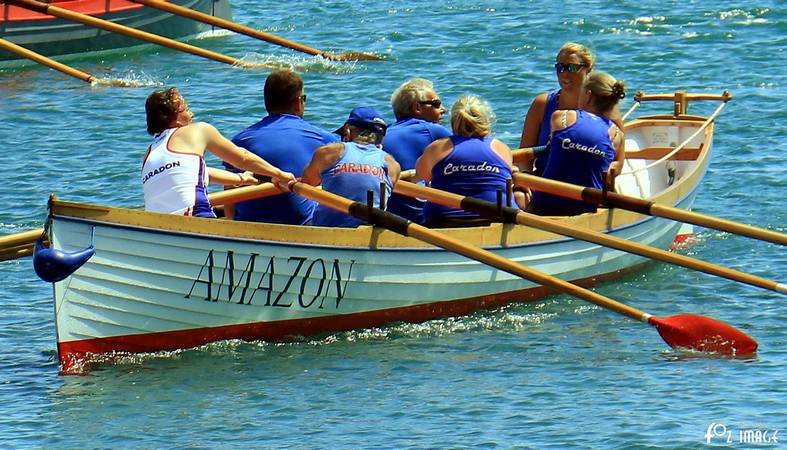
[
  {"xmin": 4, "ymin": 0, "xmax": 257, "ymax": 68},
  {"xmin": 284, "ymin": 180, "xmax": 758, "ymax": 356},
  {"xmin": 129, "ymin": 0, "xmax": 382, "ymax": 61},
  {"xmin": 513, "ymin": 172, "xmax": 787, "ymax": 247},
  {"xmin": 0, "ymin": 182, "xmax": 284, "ymax": 262},
  {"xmin": 394, "ymin": 181, "xmax": 787, "ymax": 295}
]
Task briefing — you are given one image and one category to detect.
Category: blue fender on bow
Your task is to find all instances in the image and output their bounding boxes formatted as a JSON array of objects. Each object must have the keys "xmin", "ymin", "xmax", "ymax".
[{"xmin": 33, "ymin": 238, "xmax": 94, "ymax": 283}]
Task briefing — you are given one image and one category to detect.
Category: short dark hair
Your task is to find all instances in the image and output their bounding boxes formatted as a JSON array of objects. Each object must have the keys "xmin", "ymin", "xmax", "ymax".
[
  {"xmin": 264, "ymin": 70, "xmax": 304, "ymax": 113},
  {"xmin": 145, "ymin": 87, "xmax": 181, "ymax": 135}
]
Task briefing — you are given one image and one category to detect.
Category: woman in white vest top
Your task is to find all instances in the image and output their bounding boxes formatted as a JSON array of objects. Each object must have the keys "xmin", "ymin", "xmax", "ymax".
[{"xmin": 142, "ymin": 87, "xmax": 295, "ymax": 217}]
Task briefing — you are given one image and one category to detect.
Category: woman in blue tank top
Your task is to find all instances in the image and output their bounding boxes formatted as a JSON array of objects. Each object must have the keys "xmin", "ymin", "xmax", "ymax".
[
  {"xmin": 416, "ymin": 95, "xmax": 516, "ymax": 228},
  {"xmin": 527, "ymin": 72, "xmax": 626, "ymax": 216},
  {"xmin": 518, "ymin": 43, "xmax": 596, "ymax": 176}
]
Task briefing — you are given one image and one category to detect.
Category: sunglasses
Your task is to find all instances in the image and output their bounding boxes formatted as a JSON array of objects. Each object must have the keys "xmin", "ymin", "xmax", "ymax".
[
  {"xmin": 555, "ymin": 63, "xmax": 588, "ymax": 73},
  {"xmin": 419, "ymin": 99, "xmax": 442, "ymax": 109},
  {"xmin": 299, "ymin": 94, "xmax": 308, "ymax": 102}
]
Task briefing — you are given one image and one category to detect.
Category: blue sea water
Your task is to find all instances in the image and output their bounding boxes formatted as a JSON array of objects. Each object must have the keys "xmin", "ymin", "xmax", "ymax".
[{"xmin": 1, "ymin": 1, "xmax": 785, "ymax": 448}]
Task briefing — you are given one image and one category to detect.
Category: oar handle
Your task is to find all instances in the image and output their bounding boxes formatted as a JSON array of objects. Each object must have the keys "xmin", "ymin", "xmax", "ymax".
[
  {"xmin": 512, "ymin": 145, "xmax": 548, "ymax": 164},
  {"xmin": 208, "ymin": 182, "xmax": 283, "ymax": 206}
]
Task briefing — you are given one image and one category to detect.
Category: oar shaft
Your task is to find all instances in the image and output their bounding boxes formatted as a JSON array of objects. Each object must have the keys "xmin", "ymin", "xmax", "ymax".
[
  {"xmin": 288, "ymin": 181, "xmax": 650, "ymax": 322},
  {"xmin": 395, "ymin": 181, "xmax": 787, "ymax": 295},
  {"xmin": 209, "ymin": 182, "xmax": 282, "ymax": 206},
  {"xmin": 5, "ymin": 0, "xmax": 245, "ymax": 67},
  {"xmin": 129, "ymin": 0, "xmax": 332, "ymax": 59},
  {"xmin": 0, "ymin": 38, "xmax": 96, "ymax": 83},
  {"xmin": 0, "ymin": 183, "xmax": 282, "ymax": 261},
  {"xmin": 513, "ymin": 172, "xmax": 787, "ymax": 246}
]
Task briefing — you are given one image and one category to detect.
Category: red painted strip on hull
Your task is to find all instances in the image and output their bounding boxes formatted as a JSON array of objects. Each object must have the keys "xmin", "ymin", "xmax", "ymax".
[{"xmin": 58, "ymin": 262, "xmax": 650, "ymax": 373}]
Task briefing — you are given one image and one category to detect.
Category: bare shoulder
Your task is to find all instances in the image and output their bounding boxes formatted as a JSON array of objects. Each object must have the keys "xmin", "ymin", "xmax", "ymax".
[
  {"xmin": 550, "ymin": 109, "xmax": 576, "ymax": 131},
  {"xmin": 312, "ymin": 142, "xmax": 346, "ymax": 164}
]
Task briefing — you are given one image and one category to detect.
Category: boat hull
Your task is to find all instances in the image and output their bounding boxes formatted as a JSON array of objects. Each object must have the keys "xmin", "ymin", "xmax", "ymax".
[
  {"xmin": 0, "ymin": 0, "xmax": 231, "ymax": 64},
  {"xmin": 46, "ymin": 113, "xmax": 713, "ymax": 372}
]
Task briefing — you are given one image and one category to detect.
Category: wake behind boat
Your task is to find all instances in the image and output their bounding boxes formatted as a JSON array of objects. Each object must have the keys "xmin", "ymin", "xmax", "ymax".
[{"xmin": 0, "ymin": 0, "xmax": 231, "ymax": 65}]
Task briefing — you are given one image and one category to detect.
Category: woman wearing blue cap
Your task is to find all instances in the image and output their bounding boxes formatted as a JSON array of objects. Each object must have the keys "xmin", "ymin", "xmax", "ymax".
[{"xmin": 302, "ymin": 107, "xmax": 401, "ymax": 228}]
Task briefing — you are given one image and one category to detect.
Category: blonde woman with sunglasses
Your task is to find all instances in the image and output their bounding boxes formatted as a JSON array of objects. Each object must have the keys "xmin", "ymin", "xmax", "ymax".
[{"xmin": 518, "ymin": 42, "xmax": 596, "ymax": 177}]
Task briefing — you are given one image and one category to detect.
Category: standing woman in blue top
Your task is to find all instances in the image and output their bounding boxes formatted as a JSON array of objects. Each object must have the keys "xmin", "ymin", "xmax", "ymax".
[
  {"xmin": 303, "ymin": 107, "xmax": 401, "ymax": 228},
  {"xmin": 527, "ymin": 72, "xmax": 626, "ymax": 216},
  {"xmin": 518, "ymin": 42, "xmax": 596, "ymax": 176},
  {"xmin": 416, "ymin": 94, "xmax": 515, "ymax": 228}
]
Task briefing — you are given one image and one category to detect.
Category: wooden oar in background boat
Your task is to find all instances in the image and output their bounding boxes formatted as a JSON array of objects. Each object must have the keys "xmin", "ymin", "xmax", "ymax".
[
  {"xmin": 284, "ymin": 180, "xmax": 758, "ymax": 356},
  {"xmin": 394, "ymin": 180, "xmax": 787, "ymax": 295},
  {"xmin": 0, "ymin": 182, "xmax": 284, "ymax": 262},
  {"xmin": 4, "ymin": 0, "xmax": 259, "ymax": 68},
  {"xmin": 129, "ymin": 0, "xmax": 382, "ymax": 61},
  {"xmin": 0, "ymin": 38, "xmax": 124, "ymax": 86},
  {"xmin": 513, "ymin": 172, "xmax": 787, "ymax": 247}
]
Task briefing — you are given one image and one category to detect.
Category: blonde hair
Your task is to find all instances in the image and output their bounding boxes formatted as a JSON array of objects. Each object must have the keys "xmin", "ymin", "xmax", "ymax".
[
  {"xmin": 583, "ymin": 72, "xmax": 626, "ymax": 114},
  {"xmin": 450, "ymin": 94, "xmax": 495, "ymax": 138},
  {"xmin": 391, "ymin": 78, "xmax": 435, "ymax": 120},
  {"xmin": 556, "ymin": 42, "xmax": 595, "ymax": 69}
]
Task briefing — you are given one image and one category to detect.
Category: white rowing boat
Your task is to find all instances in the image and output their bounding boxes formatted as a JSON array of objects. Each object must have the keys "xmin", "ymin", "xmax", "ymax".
[{"xmin": 39, "ymin": 91, "xmax": 736, "ymax": 372}]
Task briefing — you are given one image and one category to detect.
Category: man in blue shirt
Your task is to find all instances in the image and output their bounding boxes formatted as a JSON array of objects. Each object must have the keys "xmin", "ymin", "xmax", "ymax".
[
  {"xmin": 382, "ymin": 78, "xmax": 451, "ymax": 224},
  {"xmin": 226, "ymin": 70, "xmax": 339, "ymax": 224}
]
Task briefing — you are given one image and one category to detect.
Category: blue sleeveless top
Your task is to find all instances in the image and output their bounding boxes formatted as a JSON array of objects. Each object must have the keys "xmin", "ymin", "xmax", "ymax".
[
  {"xmin": 528, "ymin": 110, "xmax": 616, "ymax": 216},
  {"xmin": 382, "ymin": 117, "xmax": 452, "ymax": 224},
  {"xmin": 424, "ymin": 135, "xmax": 513, "ymax": 222},
  {"xmin": 229, "ymin": 114, "xmax": 339, "ymax": 224},
  {"xmin": 533, "ymin": 89, "xmax": 560, "ymax": 176},
  {"xmin": 312, "ymin": 142, "xmax": 392, "ymax": 228}
]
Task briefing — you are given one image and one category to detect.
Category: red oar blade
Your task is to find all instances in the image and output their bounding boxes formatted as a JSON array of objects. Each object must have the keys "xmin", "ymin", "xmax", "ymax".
[{"xmin": 648, "ymin": 314, "xmax": 758, "ymax": 355}]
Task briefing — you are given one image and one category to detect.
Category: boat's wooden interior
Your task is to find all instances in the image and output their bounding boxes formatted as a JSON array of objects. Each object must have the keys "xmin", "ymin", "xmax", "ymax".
[{"xmin": 51, "ymin": 115, "xmax": 712, "ymax": 250}]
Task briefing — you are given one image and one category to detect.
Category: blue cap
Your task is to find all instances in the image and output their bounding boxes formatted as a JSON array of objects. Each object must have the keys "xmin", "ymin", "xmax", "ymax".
[{"xmin": 336, "ymin": 107, "xmax": 388, "ymax": 134}]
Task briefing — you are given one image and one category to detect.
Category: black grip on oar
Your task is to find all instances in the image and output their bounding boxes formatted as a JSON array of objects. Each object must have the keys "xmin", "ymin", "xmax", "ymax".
[
  {"xmin": 348, "ymin": 202, "xmax": 411, "ymax": 235},
  {"xmin": 460, "ymin": 197, "xmax": 519, "ymax": 223},
  {"xmin": 582, "ymin": 188, "xmax": 653, "ymax": 215}
]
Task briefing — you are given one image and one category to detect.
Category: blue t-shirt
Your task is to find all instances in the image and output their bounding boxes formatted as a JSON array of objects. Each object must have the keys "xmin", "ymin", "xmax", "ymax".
[
  {"xmin": 381, "ymin": 117, "xmax": 451, "ymax": 223},
  {"xmin": 229, "ymin": 114, "xmax": 339, "ymax": 224},
  {"xmin": 424, "ymin": 135, "xmax": 513, "ymax": 222},
  {"xmin": 312, "ymin": 142, "xmax": 392, "ymax": 228},
  {"xmin": 528, "ymin": 110, "xmax": 616, "ymax": 216}
]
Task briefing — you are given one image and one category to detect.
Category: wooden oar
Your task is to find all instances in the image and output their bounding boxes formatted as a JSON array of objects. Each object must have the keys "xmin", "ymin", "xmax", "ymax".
[
  {"xmin": 0, "ymin": 182, "xmax": 284, "ymax": 262},
  {"xmin": 284, "ymin": 180, "xmax": 757, "ymax": 355},
  {"xmin": 511, "ymin": 145, "xmax": 547, "ymax": 164},
  {"xmin": 129, "ymin": 0, "xmax": 382, "ymax": 61},
  {"xmin": 394, "ymin": 180, "xmax": 787, "ymax": 295},
  {"xmin": 5, "ymin": 0, "xmax": 257, "ymax": 68},
  {"xmin": 514, "ymin": 172, "xmax": 787, "ymax": 247},
  {"xmin": 0, "ymin": 38, "xmax": 140, "ymax": 86}
]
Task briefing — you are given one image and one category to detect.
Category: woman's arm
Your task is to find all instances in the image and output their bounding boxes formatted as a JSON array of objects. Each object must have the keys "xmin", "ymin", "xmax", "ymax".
[
  {"xmin": 415, "ymin": 138, "xmax": 452, "ymax": 183},
  {"xmin": 208, "ymin": 168, "xmax": 258, "ymax": 186}
]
